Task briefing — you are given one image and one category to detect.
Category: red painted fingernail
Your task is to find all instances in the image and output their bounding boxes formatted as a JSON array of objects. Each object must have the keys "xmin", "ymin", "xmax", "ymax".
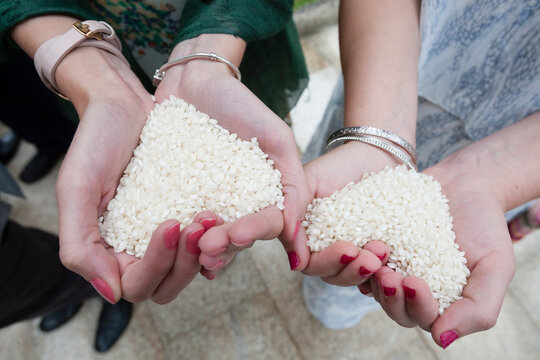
[
  {"xmin": 186, "ymin": 227, "xmax": 204, "ymax": 254},
  {"xmin": 288, "ymin": 251, "xmax": 300, "ymax": 270},
  {"xmin": 292, "ymin": 220, "xmax": 301, "ymax": 243},
  {"xmin": 359, "ymin": 287, "xmax": 371, "ymax": 295},
  {"xmin": 165, "ymin": 223, "xmax": 180, "ymax": 249},
  {"xmin": 383, "ymin": 286, "xmax": 396, "ymax": 296},
  {"xmin": 359, "ymin": 267, "xmax": 372, "ymax": 277},
  {"xmin": 90, "ymin": 278, "xmax": 115, "ymax": 304},
  {"xmin": 340, "ymin": 254, "xmax": 357, "ymax": 265},
  {"xmin": 200, "ymin": 218, "xmax": 217, "ymax": 230},
  {"xmin": 403, "ymin": 285, "xmax": 416, "ymax": 299},
  {"xmin": 376, "ymin": 252, "xmax": 386, "ymax": 261},
  {"xmin": 440, "ymin": 330, "xmax": 459, "ymax": 349}
]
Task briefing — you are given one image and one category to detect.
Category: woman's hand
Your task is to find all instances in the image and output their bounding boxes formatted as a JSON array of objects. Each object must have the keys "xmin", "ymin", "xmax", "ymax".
[
  {"xmin": 359, "ymin": 158, "xmax": 515, "ymax": 348},
  {"xmin": 283, "ymin": 141, "xmax": 396, "ymax": 285},
  {"xmin": 50, "ymin": 46, "xmax": 207, "ymax": 304},
  {"xmin": 153, "ymin": 34, "xmax": 311, "ymax": 278}
]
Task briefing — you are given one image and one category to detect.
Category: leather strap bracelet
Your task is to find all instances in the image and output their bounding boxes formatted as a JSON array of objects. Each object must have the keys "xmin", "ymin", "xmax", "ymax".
[
  {"xmin": 34, "ymin": 20, "xmax": 128, "ymax": 100},
  {"xmin": 153, "ymin": 52, "xmax": 242, "ymax": 86}
]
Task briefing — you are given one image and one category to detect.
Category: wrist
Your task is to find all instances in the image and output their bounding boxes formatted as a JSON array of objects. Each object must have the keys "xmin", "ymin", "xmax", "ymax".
[
  {"xmin": 54, "ymin": 47, "xmax": 135, "ymax": 111},
  {"xmin": 170, "ymin": 34, "xmax": 246, "ymax": 67},
  {"xmin": 160, "ymin": 34, "xmax": 246, "ymax": 85},
  {"xmin": 335, "ymin": 141, "xmax": 402, "ymax": 172}
]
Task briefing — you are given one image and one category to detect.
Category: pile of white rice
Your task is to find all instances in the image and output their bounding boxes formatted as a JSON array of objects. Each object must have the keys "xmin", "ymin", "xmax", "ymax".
[
  {"xmin": 303, "ymin": 165, "xmax": 469, "ymax": 314},
  {"xmin": 99, "ymin": 96, "xmax": 284, "ymax": 258}
]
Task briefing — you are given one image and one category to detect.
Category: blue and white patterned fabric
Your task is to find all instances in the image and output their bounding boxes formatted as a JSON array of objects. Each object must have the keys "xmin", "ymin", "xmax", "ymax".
[
  {"xmin": 417, "ymin": 0, "xmax": 540, "ymax": 167},
  {"xmin": 302, "ymin": 0, "xmax": 540, "ymax": 329}
]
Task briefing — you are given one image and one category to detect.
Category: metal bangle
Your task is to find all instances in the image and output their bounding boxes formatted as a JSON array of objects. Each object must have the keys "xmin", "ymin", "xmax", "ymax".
[
  {"xmin": 153, "ymin": 52, "xmax": 241, "ymax": 86},
  {"xmin": 327, "ymin": 126, "xmax": 417, "ymax": 163},
  {"xmin": 326, "ymin": 134, "xmax": 417, "ymax": 171}
]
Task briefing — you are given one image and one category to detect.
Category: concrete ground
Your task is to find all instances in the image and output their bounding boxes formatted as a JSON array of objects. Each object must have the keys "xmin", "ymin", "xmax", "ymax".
[{"xmin": 2, "ymin": 13, "xmax": 540, "ymax": 360}]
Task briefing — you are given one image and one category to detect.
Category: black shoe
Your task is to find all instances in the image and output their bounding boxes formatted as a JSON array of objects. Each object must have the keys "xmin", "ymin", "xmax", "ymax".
[
  {"xmin": 94, "ymin": 299, "xmax": 133, "ymax": 353},
  {"xmin": 39, "ymin": 303, "xmax": 83, "ymax": 332},
  {"xmin": 19, "ymin": 152, "xmax": 62, "ymax": 183},
  {"xmin": 0, "ymin": 132, "xmax": 20, "ymax": 164}
]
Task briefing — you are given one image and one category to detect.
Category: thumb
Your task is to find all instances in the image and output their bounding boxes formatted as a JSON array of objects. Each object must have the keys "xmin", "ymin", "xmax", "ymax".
[{"xmin": 279, "ymin": 182, "xmax": 312, "ymax": 271}]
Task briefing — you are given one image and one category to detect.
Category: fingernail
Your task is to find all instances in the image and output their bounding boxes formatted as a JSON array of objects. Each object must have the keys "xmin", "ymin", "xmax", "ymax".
[
  {"xmin": 186, "ymin": 227, "xmax": 204, "ymax": 255},
  {"xmin": 288, "ymin": 251, "xmax": 300, "ymax": 270},
  {"xmin": 383, "ymin": 286, "xmax": 396, "ymax": 296},
  {"xmin": 205, "ymin": 259, "xmax": 224, "ymax": 271},
  {"xmin": 359, "ymin": 287, "xmax": 371, "ymax": 295},
  {"xmin": 403, "ymin": 285, "xmax": 416, "ymax": 299},
  {"xmin": 359, "ymin": 267, "xmax": 372, "ymax": 277},
  {"xmin": 90, "ymin": 278, "xmax": 115, "ymax": 304},
  {"xmin": 376, "ymin": 252, "xmax": 386, "ymax": 261},
  {"xmin": 440, "ymin": 330, "xmax": 459, "ymax": 349},
  {"xmin": 206, "ymin": 272, "xmax": 217, "ymax": 280},
  {"xmin": 292, "ymin": 220, "xmax": 301, "ymax": 243},
  {"xmin": 165, "ymin": 223, "xmax": 180, "ymax": 249},
  {"xmin": 200, "ymin": 218, "xmax": 217, "ymax": 230},
  {"xmin": 535, "ymin": 206, "xmax": 540, "ymax": 225},
  {"xmin": 340, "ymin": 254, "xmax": 357, "ymax": 265}
]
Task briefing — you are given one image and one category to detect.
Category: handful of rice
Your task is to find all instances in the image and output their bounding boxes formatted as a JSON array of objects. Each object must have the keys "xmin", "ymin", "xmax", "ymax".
[
  {"xmin": 99, "ymin": 96, "xmax": 284, "ymax": 258},
  {"xmin": 303, "ymin": 165, "xmax": 469, "ymax": 314}
]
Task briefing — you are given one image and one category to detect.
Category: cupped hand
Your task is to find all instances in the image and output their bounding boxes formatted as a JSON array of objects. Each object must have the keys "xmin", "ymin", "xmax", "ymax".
[
  {"xmin": 360, "ymin": 161, "xmax": 515, "ymax": 348},
  {"xmin": 286, "ymin": 141, "xmax": 395, "ymax": 285},
  {"xmin": 55, "ymin": 48, "xmax": 206, "ymax": 304},
  {"xmin": 154, "ymin": 38, "xmax": 310, "ymax": 277}
]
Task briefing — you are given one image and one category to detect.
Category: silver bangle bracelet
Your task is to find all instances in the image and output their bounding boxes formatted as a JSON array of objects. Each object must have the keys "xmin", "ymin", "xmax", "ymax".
[
  {"xmin": 326, "ymin": 134, "xmax": 417, "ymax": 171},
  {"xmin": 327, "ymin": 126, "xmax": 417, "ymax": 163},
  {"xmin": 153, "ymin": 52, "xmax": 242, "ymax": 86}
]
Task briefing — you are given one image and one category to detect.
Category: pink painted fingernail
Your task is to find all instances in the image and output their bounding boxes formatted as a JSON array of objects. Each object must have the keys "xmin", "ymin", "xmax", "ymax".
[
  {"xmin": 288, "ymin": 251, "xmax": 300, "ymax": 270},
  {"xmin": 90, "ymin": 278, "xmax": 115, "ymax": 304},
  {"xmin": 165, "ymin": 223, "xmax": 180, "ymax": 250},
  {"xmin": 383, "ymin": 286, "xmax": 396, "ymax": 296},
  {"xmin": 340, "ymin": 254, "xmax": 357, "ymax": 265},
  {"xmin": 200, "ymin": 218, "xmax": 217, "ymax": 230},
  {"xmin": 186, "ymin": 227, "xmax": 204, "ymax": 255},
  {"xmin": 403, "ymin": 285, "xmax": 416, "ymax": 299},
  {"xmin": 440, "ymin": 330, "xmax": 459, "ymax": 349},
  {"xmin": 359, "ymin": 267, "xmax": 372, "ymax": 277},
  {"xmin": 376, "ymin": 252, "xmax": 386, "ymax": 261},
  {"xmin": 292, "ymin": 220, "xmax": 301, "ymax": 243}
]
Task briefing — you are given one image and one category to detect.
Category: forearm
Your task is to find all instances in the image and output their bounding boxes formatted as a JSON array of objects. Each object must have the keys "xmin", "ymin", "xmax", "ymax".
[
  {"xmin": 339, "ymin": 0, "xmax": 421, "ymax": 145},
  {"xmin": 434, "ymin": 111, "xmax": 540, "ymax": 212}
]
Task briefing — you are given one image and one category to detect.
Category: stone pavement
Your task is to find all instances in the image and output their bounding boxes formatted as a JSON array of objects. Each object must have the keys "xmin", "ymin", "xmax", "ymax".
[{"xmin": 2, "ymin": 11, "xmax": 540, "ymax": 360}]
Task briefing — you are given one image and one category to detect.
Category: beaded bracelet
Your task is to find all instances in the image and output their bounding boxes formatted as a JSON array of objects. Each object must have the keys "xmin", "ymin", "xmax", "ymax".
[{"xmin": 153, "ymin": 52, "xmax": 242, "ymax": 86}]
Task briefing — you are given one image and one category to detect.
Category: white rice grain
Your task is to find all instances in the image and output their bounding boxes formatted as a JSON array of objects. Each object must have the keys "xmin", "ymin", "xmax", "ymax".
[
  {"xmin": 99, "ymin": 96, "xmax": 284, "ymax": 258},
  {"xmin": 304, "ymin": 165, "xmax": 469, "ymax": 314}
]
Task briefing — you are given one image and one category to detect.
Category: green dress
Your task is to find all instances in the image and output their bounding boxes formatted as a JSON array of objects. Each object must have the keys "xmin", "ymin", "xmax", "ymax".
[{"xmin": 0, "ymin": 0, "xmax": 308, "ymax": 119}]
